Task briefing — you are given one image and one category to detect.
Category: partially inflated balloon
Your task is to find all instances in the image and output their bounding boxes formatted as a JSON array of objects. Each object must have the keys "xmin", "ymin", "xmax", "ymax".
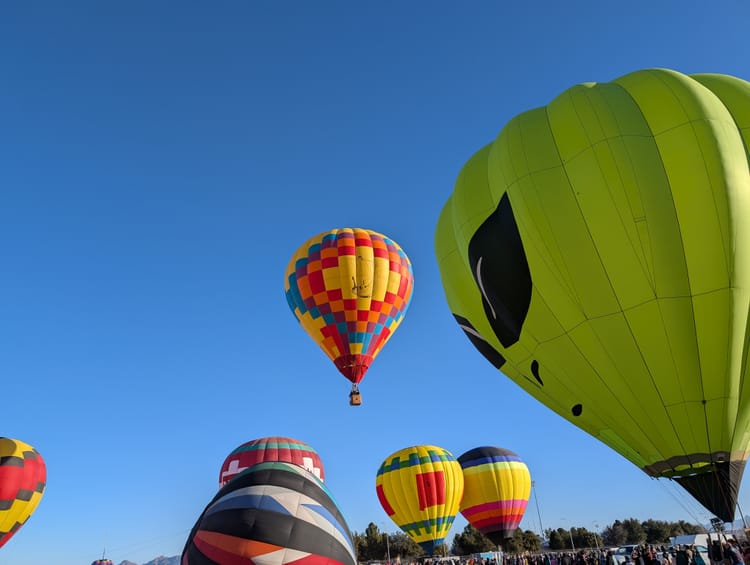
[
  {"xmin": 285, "ymin": 228, "xmax": 414, "ymax": 404},
  {"xmin": 219, "ymin": 436, "xmax": 325, "ymax": 487},
  {"xmin": 458, "ymin": 447, "xmax": 530, "ymax": 546},
  {"xmin": 435, "ymin": 68, "xmax": 750, "ymax": 521},
  {"xmin": 0, "ymin": 438, "xmax": 46, "ymax": 549},
  {"xmin": 376, "ymin": 445, "xmax": 463, "ymax": 555},
  {"xmin": 183, "ymin": 462, "xmax": 356, "ymax": 565}
]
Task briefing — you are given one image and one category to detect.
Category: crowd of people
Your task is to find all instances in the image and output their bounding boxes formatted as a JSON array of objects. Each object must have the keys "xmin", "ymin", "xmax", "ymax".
[{"xmin": 493, "ymin": 538, "xmax": 750, "ymax": 565}]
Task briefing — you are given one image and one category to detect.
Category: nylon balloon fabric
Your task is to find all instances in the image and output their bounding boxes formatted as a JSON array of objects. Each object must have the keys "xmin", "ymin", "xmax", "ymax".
[
  {"xmin": 458, "ymin": 446, "xmax": 530, "ymax": 546},
  {"xmin": 285, "ymin": 228, "xmax": 414, "ymax": 387},
  {"xmin": 219, "ymin": 436, "xmax": 324, "ymax": 487},
  {"xmin": 375, "ymin": 445, "xmax": 463, "ymax": 555},
  {"xmin": 182, "ymin": 462, "xmax": 356, "ymax": 565},
  {"xmin": 0, "ymin": 438, "xmax": 46, "ymax": 549},
  {"xmin": 435, "ymin": 68, "xmax": 750, "ymax": 522}
]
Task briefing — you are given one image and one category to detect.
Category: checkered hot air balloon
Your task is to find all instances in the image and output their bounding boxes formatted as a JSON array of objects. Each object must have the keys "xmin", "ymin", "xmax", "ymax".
[
  {"xmin": 218, "ymin": 436, "xmax": 325, "ymax": 488},
  {"xmin": 182, "ymin": 462, "xmax": 356, "ymax": 565},
  {"xmin": 285, "ymin": 228, "xmax": 414, "ymax": 406},
  {"xmin": 375, "ymin": 445, "xmax": 464, "ymax": 556},
  {"xmin": 458, "ymin": 446, "xmax": 531, "ymax": 546},
  {"xmin": 0, "ymin": 438, "xmax": 46, "ymax": 550}
]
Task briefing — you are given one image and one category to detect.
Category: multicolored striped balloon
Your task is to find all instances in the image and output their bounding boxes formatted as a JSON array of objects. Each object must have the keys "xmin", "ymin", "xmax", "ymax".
[
  {"xmin": 0, "ymin": 438, "xmax": 46, "ymax": 550},
  {"xmin": 375, "ymin": 445, "xmax": 464, "ymax": 555},
  {"xmin": 285, "ymin": 228, "xmax": 414, "ymax": 401},
  {"xmin": 458, "ymin": 446, "xmax": 531, "ymax": 545},
  {"xmin": 183, "ymin": 462, "xmax": 356, "ymax": 565},
  {"xmin": 219, "ymin": 436, "xmax": 324, "ymax": 487}
]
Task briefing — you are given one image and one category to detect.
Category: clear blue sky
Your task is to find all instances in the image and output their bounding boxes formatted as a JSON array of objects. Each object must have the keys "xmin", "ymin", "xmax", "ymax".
[{"xmin": 1, "ymin": 3, "xmax": 749, "ymax": 564}]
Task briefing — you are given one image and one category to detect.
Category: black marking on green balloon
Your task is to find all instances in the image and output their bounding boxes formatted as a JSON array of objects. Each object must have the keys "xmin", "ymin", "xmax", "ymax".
[
  {"xmin": 468, "ymin": 193, "xmax": 532, "ymax": 348},
  {"xmin": 453, "ymin": 314, "xmax": 506, "ymax": 369},
  {"xmin": 530, "ymin": 360, "xmax": 543, "ymax": 385},
  {"xmin": 572, "ymin": 404, "xmax": 583, "ymax": 416}
]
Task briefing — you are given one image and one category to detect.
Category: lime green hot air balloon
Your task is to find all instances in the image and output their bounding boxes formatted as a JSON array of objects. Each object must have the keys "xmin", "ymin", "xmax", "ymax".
[
  {"xmin": 376, "ymin": 445, "xmax": 464, "ymax": 555},
  {"xmin": 435, "ymin": 68, "xmax": 750, "ymax": 522}
]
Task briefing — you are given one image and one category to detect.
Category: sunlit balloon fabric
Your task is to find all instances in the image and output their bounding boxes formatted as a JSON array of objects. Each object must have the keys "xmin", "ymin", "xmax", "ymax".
[
  {"xmin": 0, "ymin": 438, "xmax": 46, "ymax": 549},
  {"xmin": 435, "ymin": 68, "xmax": 750, "ymax": 522},
  {"xmin": 219, "ymin": 436, "xmax": 325, "ymax": 487},
  {"xmin": 376, "ymin": 445, "xmax": 463, "ymax": 555},
  {"xmin": 183, "ymin": 462, "xmax": 356, "ymax": 565},
  {"xmin": 458, "ymin": 447, "xmax": 530, "ymax": 545},
  {"xmin": 285, "ymin": 228, "xmax": 414, "ymax": 387},
  {"xmin": 91, "ymin": 560, "xmax": 113, "ymax": 565}
]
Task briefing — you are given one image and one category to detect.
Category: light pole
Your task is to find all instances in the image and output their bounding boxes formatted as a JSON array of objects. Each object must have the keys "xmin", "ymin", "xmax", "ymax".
[
  {"xmin": 531, "ymin": 481, "xmax": 545, "ymax": 542},
  {"xmin": 562, "ymin": 518, "xmax": 576, "ymax": 551},
  {"xmin": 380, "ymin": 523, "xmax": 391, "ymax": 564},
  {"xmin": 592, "ymin": 523, "xmax": 600, "ymax": 550}
]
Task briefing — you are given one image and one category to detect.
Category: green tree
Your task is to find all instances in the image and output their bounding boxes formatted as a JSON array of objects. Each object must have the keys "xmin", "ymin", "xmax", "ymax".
[
  {"xmin": 352, "ymin": 522, "xmax": 389, "ymax": 561},
  {"xmin": 434, "ymin": 544, "xmax": 449, "ymax": 557},
  {"xmin": 451, "ymin": 524, "xmax": 496, "ymax": 555},
  {"xmin": 642, "ymin": 520, "xmax": 671, "ymax": 544},
  {"xmin": 670, "ymin": 521, "xmax": 705, "ymax": 536},
  {"xmin": 622, "ymin": 518, "xmax": 647, "ymax": 545},
  {"xmin": 504, "ymin": 529, "xmax": 542, "ymax": 553},
  {"xmin": 548, "ymin": 529, "xmax": 566, "ymax": 550},
  {"xmin": 602, "ymin": 521, "xmax": 627, "ymax": 547},
  {"xmin": 389, "ymin": 531, "xmax": 423, "ymax": 560}
]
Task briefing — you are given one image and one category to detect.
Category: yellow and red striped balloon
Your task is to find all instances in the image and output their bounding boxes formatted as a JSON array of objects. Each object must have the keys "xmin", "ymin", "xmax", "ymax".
[
  {"xmin": 375, "ymin": 445, "xmax": 463, "ymax": 555},
  {"xmin": 458, "ymin": 446, "xmax": 530, "ymax": 545}
]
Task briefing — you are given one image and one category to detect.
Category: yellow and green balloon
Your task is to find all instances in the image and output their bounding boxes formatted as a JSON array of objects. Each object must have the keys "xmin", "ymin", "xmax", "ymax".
[
  {"xmin": 435, "ymin": 68, "xmax": 750, "ymax": 522},
  {"xmin": 375, "ymin": 445, "xmax": 463, "ymax": 555}
]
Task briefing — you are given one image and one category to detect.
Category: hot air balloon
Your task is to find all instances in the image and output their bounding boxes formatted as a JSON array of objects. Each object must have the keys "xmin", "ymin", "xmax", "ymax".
[
  {"xmin": 91, "ymin": 560, "xmax": 113, "ymax": 565},
  {"xmin": 0, "ymin": 438, "xmax": 46, "ymax": 550},
  {"xmin": 435, "ymin": 68, "xmax": 750, "ymax": 522},
  {"xmin": 458, "ymin": 446, "xmax": 530, "ymax": 547},
  {"xmin": 375, "ymin": 445, "xmax": 464, "ymax": 555},
  {"xmin": 285, "ymin": 228, "xmax": 414, "ymax": 405},
  {"xmin": 182, "ymin": 462, "xmax": 356, "ymax": 565},
  {"xmin": 218, "ymin": 436, "xmax": 325, "ymax": 487}
]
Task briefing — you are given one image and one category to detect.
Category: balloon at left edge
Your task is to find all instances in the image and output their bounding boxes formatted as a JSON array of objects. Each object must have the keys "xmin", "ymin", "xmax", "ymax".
[
  {"xmin": 183, "ymin": 461, "xmax": 356, "ymax": 565},
  {"xmin": 218, "ymin": 436, "xmax": 325, "ymax": 488},
  {"xmin": 0, "ymin": 437, "xmax": 46, "ymax": 550},
  {"xmin": 284, "ymin": 228, "xmax": 415, "ymax": 406}
]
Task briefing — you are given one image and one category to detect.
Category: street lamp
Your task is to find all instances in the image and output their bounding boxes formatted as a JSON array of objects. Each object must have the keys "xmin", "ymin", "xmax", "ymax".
[
  {"xmin": 561, "ymin": 518, "xmax": 576, "ymax": 551},
  {"xmin": 531, "ymin": 481, "xmax": 545, "ymax": 542},
  {"xmin": 592, "ymin": 523, "xmax": 600, "ymax": 550},
  {"xmin": 380, "ymin": 523, "xmax": 391, "ymax": 564}
]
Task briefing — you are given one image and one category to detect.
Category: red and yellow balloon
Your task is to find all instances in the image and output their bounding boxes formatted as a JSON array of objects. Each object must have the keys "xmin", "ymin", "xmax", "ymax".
[
  {"xmin": 375, "ymin": 445, "xmax": 463, "ymax": 555},
  {"xmin": 285, "ymin": 228, "xmax": 414, "ymax": 404},
  {"xmin": 0, "ymin": 438, "xmax": 46, "ymax": 550}
]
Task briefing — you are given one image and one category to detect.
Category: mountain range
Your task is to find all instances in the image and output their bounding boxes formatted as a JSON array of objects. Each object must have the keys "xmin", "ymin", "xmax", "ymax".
[{"xmin": 117, "ymin": 556, "xmax": 179, "ymax": 565}]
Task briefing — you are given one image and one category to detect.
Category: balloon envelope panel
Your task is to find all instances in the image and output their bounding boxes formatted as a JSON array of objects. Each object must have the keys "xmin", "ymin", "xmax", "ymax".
[
  {"xmin": 183, "ymin": 462, "xmax": 356, "ymax": 565},
  {"xmin": 458, "ymin": 446, "xmax": 530, "ymax": 544},
  {"xmin": 0, "ymin": 438, "xmax": 46, "ymax": 549},
  {"xmin": 285, "ymin": 228, "xmax": 414, "ymax": 384},
  {"xmin": 375, "ymin": 445, "xmax": 464, "ymax": 555},
  {"xmin": 435, "ymin": 68, "xmax": 750, "ymax": 521},
  {"xmin": 219, "ymin": 436, "xmax": 325, "ymax": 487}
]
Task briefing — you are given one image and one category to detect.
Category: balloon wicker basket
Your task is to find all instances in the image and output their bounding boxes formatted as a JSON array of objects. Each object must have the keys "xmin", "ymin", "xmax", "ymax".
[{"xmin": 349, "ymin": 392, "xmax": 362, "ymax": 406}]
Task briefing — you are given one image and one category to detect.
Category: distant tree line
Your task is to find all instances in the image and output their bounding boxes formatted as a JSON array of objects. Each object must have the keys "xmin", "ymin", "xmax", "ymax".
[{"xmin": 352, "ymin": 518, "xmax": 706, "ymax": 560}]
